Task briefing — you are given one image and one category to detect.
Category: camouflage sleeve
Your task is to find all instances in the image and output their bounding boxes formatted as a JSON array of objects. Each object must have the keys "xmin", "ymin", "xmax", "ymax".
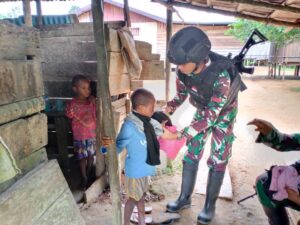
[
  {"xmin": 182, "ymin": 70, "xmax": 231, "ymax": 140},
  {"xmin": 256, "ymin": 129, "xmax": 300, "ymax": 152},
  {"xmin": 167, "ymin": 76, "xmax": 189, "ymax": 112}
]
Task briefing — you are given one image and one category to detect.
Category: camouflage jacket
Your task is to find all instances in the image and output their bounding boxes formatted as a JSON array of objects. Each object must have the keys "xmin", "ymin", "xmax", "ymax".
[
  {"xmin": 256, "ymin": 129, "xmax": 300, "ymax": 152},
  {"xmin": 167, "ymin": 69, "xmax": 237, "ymax": 140}
]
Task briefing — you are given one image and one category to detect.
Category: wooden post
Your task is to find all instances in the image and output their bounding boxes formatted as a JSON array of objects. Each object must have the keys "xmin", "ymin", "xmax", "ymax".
[
  {"xmin": 165, "ymin": 2, "xmax": 173, "ymax": 101},
  {"xmin": 295, "ymin": 65, "xmax": 300, "ymax": 76},
  {"xmin": 91, "ymin": 1, "xmax": 122, "ymax": 225},
  {"xmin": 36, "ymin": 0, "xmax": 43, "ymax": 27},
  {"xmin": 22, "ymin": 0, "xmax": 32, "ymax": 26},
  {"xmin": 282, "ymin": 63, "xmax": 286, "ymax": 80},
  {"xmin": 54, "ymin": 117, "xmax": 70, "ymax": 170},
  {"xmin": 123, "ymin": 0, "xmax": 131, "ymax": 27},
  {"xmin": 278, "ymin": 64, "xmax": 282, "ymax": 77}
]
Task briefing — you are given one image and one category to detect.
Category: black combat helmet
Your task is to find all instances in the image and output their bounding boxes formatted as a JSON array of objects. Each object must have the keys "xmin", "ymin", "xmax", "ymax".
[{"xmin": 167, "ymin": 26, "xmax": 211, "ymax": 65}]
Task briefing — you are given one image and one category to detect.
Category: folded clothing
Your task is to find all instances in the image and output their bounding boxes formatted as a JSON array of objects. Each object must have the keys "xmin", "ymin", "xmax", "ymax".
[{"xmin": 269, "ymin": 165, "xmax": 300, "ymax": 201}]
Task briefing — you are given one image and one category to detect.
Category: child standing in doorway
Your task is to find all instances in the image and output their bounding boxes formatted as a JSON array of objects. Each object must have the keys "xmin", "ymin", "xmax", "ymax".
[
  {"xmin": 104, "ymin": 88, "xmax": 167, "ymax": 225},
  {"xmin": 65, "ymin": 75, "xmax": 96, "ymax": 190}
]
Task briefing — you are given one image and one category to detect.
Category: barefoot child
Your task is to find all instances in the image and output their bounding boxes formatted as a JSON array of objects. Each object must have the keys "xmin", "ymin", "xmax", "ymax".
[{"xmin": 65, "ymin": 75, "xmax": 96, "ymax": 190}]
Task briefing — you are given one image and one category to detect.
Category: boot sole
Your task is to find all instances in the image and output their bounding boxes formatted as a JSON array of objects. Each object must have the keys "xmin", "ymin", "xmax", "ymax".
[
  {"xmin": 197, "ymin": 217, "xmax": 211, "ymax": 225},
  {"xmin": 166, "ymin": 204, "xmax": 191, "ymax": 213}
]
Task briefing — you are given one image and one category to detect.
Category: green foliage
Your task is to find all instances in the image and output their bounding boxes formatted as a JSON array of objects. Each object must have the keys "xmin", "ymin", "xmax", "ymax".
[
  {"xmin": 0, "ymin": 6, "xmax": 22, "ymax": 19},
  {"xmin": 225, "ymin": 19, "xmax": 300, "ymax": 47},
  {"xmin": 290, "ymin": 87, "xmax": 300, "ymax": 92}
]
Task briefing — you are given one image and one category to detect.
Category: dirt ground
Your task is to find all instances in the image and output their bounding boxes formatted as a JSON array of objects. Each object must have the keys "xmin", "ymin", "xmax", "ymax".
[{"xmin": 80, "ymin": 78, "xmax": 300, "ymax": 225}]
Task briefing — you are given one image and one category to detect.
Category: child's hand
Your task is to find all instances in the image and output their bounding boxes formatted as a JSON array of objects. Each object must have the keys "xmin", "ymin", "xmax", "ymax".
[
  {"xmin": 161, "ymin": 127, "xmax": 178, "ymax": 140},
  {"xmin": 287, "ymin": 188, "xmax": 300, "ymax": 205},
  {"xmin": 102, "ymin": 136, "xmax": 114, "ymax": 147}
]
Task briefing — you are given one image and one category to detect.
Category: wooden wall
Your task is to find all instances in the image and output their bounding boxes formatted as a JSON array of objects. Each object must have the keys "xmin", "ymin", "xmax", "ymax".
[
  {"xmin": 0, "ymin": 21, "xmax": 85, "ymax": 225},
  {"xmin": 0, "ymin": 21, "xmax": 47, "ymax": 193}
]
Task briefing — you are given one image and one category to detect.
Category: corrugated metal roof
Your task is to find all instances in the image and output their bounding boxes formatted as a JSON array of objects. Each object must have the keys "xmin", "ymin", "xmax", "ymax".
[
  {"xmin": 4, "ymin": 14, "xmax": 78, "ymax": 26},
  {"xmin": 153, "ymin": 0, "xmax": 300, "ymax": 27}
]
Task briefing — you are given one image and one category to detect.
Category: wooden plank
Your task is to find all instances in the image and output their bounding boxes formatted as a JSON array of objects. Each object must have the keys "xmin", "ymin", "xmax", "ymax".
[
  {"xmin": 0, "ymin": 160, "xmax": 70, "ymax": 225},
  {"xmin": 83, "ymin": 174, "xmax": 108, "ymax": 204},
  {"xmin": 0, "ymin": 97, "xmax": 45, "ymax": 125},
  {"xmin": 107, "ymin": 28, "xmax": 121, "ymax": 52},
  {"xmin": 135, "ymin": 40, "xmax": 152, "ymax": 61},
  {"xmin": 109, "ymin": 52, "xmax": 127, "ymax": 75},
  {"xmin": 0, "ymin": 60, "xmax": 44, "ymax": 106},
  {"xmin": 112, "ymin": 97, "xmax": 127, "ymax": 110},
  {"xmin": 0, "ymin": 149, "xmax": 47, "ymax": 193},
  {"xmin": 140, "ymin": 60, "xmax": 165, "ymax": 80},
  {"xmin": 35, "ymin": 189, "xmax": 85, "ymax": 225},
  {"xmin": 40, "ymin": 36, "xmax": 95, "ymax": 63},
  {"xmin": 0, "ymin": 21, "xmax": 38, "ymax": 60},
  {"xmin": 42, "ymin": 52, "xmax": 126, "ymax": 80},
  {"xmin": 130, "ymin": 80, "xmax": 143, "ymax": 91},
  {"xmin": 151, "ymin": 54, "xmax": 161, "ymax": 60},
  {"xmin": 0, "ymin": 114, "xmax": 47, "ymax": 161},
  {"xmin": 18, "ymin": 148, "xmax": 48, "ymax": 174},
  {"xmin": 114, "ymin": 106, "xmax": 126, "ymax": 115},
  {"xmin": 39, "ymin": 22, "xmax": 124, "ymax": 38},
  {"xmin": 109, "ymin": 74, "xmax": 130, "ymax": 96}
]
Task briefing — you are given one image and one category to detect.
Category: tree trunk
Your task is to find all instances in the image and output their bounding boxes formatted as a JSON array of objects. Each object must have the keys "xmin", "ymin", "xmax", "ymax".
[{"xmin": 91, "ymin": 1, "xmax": 122, "ymax": 225}]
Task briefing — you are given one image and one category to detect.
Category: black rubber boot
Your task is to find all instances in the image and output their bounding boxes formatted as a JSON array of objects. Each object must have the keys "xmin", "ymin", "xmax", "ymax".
[
  {"xmin": 197, "ymin": 170, "xmax": 225, "ymax": 224},
  {"xmin": 263, "ymin": 205, "xmax": 290, "ymax": 225},
  {"xmin": 166, "ymin": 161, "xmax": 199, "ymax": 213}
]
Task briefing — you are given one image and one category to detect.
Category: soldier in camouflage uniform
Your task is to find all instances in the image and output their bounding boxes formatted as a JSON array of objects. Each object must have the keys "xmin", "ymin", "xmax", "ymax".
[
  {"xmin": 162, "ymin": 26, "xmax": 242, "ymax": 224},
  {"xmin": 249, "ymin": 118, "xmax": 300, "ymax": 225}
]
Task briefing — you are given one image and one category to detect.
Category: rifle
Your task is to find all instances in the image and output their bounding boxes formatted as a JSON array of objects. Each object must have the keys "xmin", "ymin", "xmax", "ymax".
[
  {"xmin": 237, "ymin": 192, "xmax": 257, "ymax": 205},
  {"xmin": 228, "ymin": 29, "xmax": 268, "ymax": 75}
]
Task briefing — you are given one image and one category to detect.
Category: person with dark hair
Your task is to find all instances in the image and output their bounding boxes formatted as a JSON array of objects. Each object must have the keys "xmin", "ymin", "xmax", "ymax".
[
  {"xmin": 248, "ymin": 118, "xmax": 300, "ymax": 225},
  {"xmin": 114, "ymin": 88, "xmax": 165, "ymax": 225},
  {"xmin": 162, "ymin": 26, "xmax": 243, "ymax": 224},
  {"xmin": 65, "ymin": 75, "xmax": 96, "ymax": 190}
]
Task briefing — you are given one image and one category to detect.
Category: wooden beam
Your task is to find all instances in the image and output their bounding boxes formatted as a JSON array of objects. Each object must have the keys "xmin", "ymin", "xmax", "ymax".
[
  {"xmin": 123, "ymin": 0, "xmax": 131, "ymax": 27},
  {"xmin": 36, "ymin": 0, "xmax": 43, "ymax": 27},
  {"xmin": 207, "ymin": 0, "xmax": 213, "ymax": 7},
  {"xmin": 153, "ymin": 0, "xmax": 300, "ymax": 27},
  {"xmin": 222, "ymin": 0, "xmax": 300, "ymax": 14},
  {"xmin": 22, "ymin": 0, "xmax": 32, "ymax": 26},
  {"xmin": 91, "ymin": 1, "xmax": 122, "ymax": 225},
  {"xmin": 166, "ymin": 2, "xmax": 173, "ymax": 101}
]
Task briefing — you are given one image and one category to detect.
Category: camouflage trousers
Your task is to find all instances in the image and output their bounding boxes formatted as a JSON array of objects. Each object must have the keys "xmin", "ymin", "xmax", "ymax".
[{"xmin": 183, "ymin": 108, "xmax": 237, "ymax": 172}]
